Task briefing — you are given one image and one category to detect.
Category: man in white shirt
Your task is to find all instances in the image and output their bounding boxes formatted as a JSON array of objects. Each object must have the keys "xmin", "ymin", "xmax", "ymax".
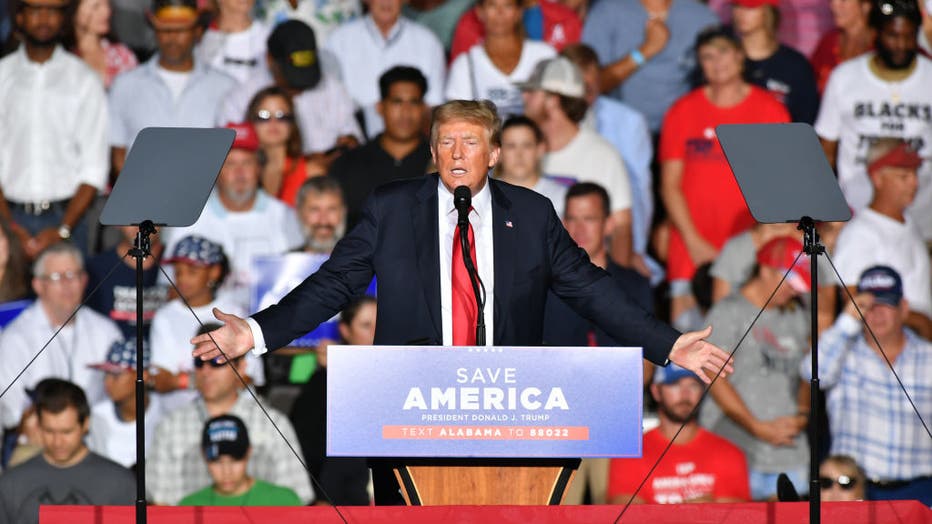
[
  {"xmin": 0, "ymin": 243, "xmax": 122, "ymax": 431},
  {"xmin": 161, "ymin": 123, "xmax": 304, "ymax": 312},
  {"xmin": 324, "ymin": 0, "xmax": 446, "ymax": 138},
  {"xmin": 196, "ymin": 0, "xmax": 269, "ymax": 84},
  {"xmin": 815, "ymin": 0, "xmax": 932, "ymax": 240},
  {"xmin": 0, "ymin": 0, "xmax": 108, "ymax": 259},
  {"xmin": 832, "ymin": 138, "xmax": 932, "ymax": 339},
  {"xmin": 519, "ymin": 56, "xmax": 635, "ymax": 267},
  {"xmin": 109, "ymin": 0, "xmax": 236, "ymax": 174}
]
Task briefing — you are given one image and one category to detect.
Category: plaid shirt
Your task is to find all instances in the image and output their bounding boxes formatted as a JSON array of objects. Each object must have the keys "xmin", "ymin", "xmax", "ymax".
[
  {"xmin": 146, "ymin": 393, "xmax": 314, "ymax": 504},
  {"xmin": 802, "ymin": 313, "xmax": 932, "ymax": 481}
]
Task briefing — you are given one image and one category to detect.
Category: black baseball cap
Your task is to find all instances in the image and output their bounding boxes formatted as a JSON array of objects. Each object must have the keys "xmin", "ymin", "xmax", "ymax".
[
  {"xmin": 267, "ymin": 20, "xmax": 321, "ymax": 91},
  {"xmin": 202, "ymin": 414, "xmax": 250, "ymax": 461}
]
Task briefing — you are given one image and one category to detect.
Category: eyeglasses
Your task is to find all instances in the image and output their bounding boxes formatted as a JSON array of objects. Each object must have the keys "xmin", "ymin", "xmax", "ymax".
[
  {"xmin": 819, "ymin": 475, "xmax": 858, "ymax": 490},
  {"xmin": 39, "ymin": 270, "xmax": 84, "ymax": 283},
  {"xmin": 253, "ymin": 109, "xmax": 295, "ymax": 123}
]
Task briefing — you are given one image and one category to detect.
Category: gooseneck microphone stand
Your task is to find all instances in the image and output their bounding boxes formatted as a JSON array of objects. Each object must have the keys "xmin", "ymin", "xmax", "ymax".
[
  {"xmin": 453, "ymin": 186, "xmax": 486, "ymax": 345},
  {"xmin": 129, "ymin": 220, "xmax": 156, "ymax": 524}
]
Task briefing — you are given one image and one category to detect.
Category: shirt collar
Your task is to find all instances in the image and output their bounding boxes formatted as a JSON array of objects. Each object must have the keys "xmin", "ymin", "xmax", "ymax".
[
  {"xmin": 438, "ymin": 173, "xmax": 492, "ymax": 227},
  {"xmin": 17, "ymin": 44, "xmax": 65, "ymax": 68},
  {"xmin": 365, "ymin": 15, "xmax": 404, "ymax": 45}
]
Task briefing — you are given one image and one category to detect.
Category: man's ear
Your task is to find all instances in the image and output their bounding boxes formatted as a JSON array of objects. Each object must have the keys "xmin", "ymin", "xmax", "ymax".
[
  {"xmin": 487, "ymin": 145, "xmax": 501, "ymax": 168},
  {"xmin": 649, "ymin": 383, "xmax": 661, "ymax": 403}
]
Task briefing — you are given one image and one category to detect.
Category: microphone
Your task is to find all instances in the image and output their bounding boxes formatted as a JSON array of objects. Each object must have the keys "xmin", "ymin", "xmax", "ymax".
[
  {"xmin": 452, "ymin": 185, "xmax": 485, "ymax": 345},
  {"xmin": 777, "ymin": 472, "xmax": 801, "ymax": 502},
  {"xmin": 454, "ymin": 185, "xmax": 471, "ymax": 227}
]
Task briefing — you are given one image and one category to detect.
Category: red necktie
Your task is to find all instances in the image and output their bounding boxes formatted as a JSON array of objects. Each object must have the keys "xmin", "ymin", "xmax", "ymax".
[{"xmin": 452, "ymin": 222, "xmax": 478, "ymax": 346}]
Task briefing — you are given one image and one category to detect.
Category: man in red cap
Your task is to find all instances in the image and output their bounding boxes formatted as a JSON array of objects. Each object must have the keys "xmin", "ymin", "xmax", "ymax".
[
  {"xmin": 832, "ymin": 137, "xmax": 931, "ymax": 339},
  {"xmin": 700, "ymin": 236, "xmax": 812, "ymax": 500},
  {"xmin": 160, "ymin": 122, "xmax": 303, "ymax": 313}
]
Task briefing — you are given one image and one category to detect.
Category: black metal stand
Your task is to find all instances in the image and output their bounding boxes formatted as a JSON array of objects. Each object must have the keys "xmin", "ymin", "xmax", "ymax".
[
  {"xmin": 799, "ymin": 217, "xmax": 823, "ymax": 524},
  {"xmin": 129, "ymin": 220, "xmax": 156, "ymax": 524}
]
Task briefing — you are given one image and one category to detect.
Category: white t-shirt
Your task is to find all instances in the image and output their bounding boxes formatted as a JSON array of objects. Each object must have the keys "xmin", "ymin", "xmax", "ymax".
[
  {"xmin": 445, "ymin": 40, "xmax": 555, "ymax": 117},
  {"xmin": 155, "ymin": 67, "xmax": 191, "ymax": 102},
  {"xmin": 196, "ymin": 21, "xmax": 270, "ymax": 84},
  {"xmin": 832, "ymin": 207, "xmax": 932, "ymax": 317},
  {"xmin": 87, "ymin": 396, "xmax": 164, "ymax": 468},
  {"xmin": 542, "ymin": 128, "xmax": 632, "ymax": 212},
  {"xmin": 161, "ymin": 191, "xmax": 304, "ymax": 312},
  {"xmin": 532, "ymin": 176, "xmax": 570, "ymax": 218},
  {"xmin": 814, "ymin": 54, "xmax": 932, "ymax": 240}
]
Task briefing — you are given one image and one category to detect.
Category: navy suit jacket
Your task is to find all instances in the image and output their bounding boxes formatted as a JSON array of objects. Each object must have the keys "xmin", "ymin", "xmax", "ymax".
[{"xmin": 253, "ymin": 175, "xmax": 679, "ymax": 364}]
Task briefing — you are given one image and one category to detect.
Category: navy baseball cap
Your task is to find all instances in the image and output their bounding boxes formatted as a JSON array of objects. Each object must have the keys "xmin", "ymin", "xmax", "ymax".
[
  {"xmin": 857, "ymin": 265, "xmax": 904, "ymax": 307},
  {"xmin": 202, "ymin": 414, "xmax": 250, "ymax": 461},
  {"xmin": 653, "ymin": 363, "xmax": 702, "ymax": 385},
  {"xmin": 88, "ymin": 339, "xmax": 150, "ymax": 373},
  {"xmin": 164, "ymin": 235, "xmax": 225, "ymax": 266}
]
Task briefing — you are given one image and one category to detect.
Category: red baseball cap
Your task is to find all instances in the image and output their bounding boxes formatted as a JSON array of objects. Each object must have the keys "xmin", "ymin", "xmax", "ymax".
[
  {"xmin": 733, "ymin": 0, "xmax": 779, "ymax": 8},
  {"xmin": 756, "ymin": 236, "xmax": 811, "ymax": 293},
  {"xmin": 225, "ymin": 122, "xmax": 260, "ymax": 152},
  {"xmin": 867, "ymin": 142, "xmax": 922, "ymax": 175}
]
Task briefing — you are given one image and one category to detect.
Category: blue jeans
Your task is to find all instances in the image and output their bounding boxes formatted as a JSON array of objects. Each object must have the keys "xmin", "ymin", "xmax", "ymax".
[
  {"xmin": 750, "ymin": 467, "xmax": 809, "ymax": 501},
  {"xmin": 867, "ymin": 477, "xmax": 932, "ymax": 506}
]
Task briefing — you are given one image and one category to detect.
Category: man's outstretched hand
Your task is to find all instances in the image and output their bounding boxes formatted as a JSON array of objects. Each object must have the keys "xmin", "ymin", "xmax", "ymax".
[
  {"xmin": 191, "ymin": 308, "xmax": 255, "ymax": 362},
  {"xmin": 667, "ymin": 326, "xmax": 734, "ymax": 384}
]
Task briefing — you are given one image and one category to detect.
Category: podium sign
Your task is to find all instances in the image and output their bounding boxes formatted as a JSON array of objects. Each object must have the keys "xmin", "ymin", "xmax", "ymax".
[{"xmin": 327, "ymin": 346, "xmax": 643, "ymax": 458}]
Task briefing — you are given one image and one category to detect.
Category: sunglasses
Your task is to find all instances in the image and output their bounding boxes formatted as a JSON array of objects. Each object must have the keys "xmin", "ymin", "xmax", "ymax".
[
  {"xmin": 253, "ymin": 109, "xmax": 295, "ymax": 123},
  {"xmin": 193, "ymin": 356, "xmax": 228, "ymax": 369},
  {"xmin": 819, "ymin": 475, "xmax": 857, "ymax": 490}
]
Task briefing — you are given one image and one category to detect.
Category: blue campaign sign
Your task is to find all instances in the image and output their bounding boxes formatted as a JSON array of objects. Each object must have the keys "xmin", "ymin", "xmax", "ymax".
[
  {"xmin": 251, "ymin": 253, "xmax": 376, "ymax": 347},
  {"xmin": 327, "ymin": 346, "xmax": 643, "ymax": 458}
]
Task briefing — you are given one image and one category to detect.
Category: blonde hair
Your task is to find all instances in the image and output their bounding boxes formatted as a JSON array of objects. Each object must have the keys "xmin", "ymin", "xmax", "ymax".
[{"xmin": 430, "ymin": 100, "xmax": 502, "ymax": 148}]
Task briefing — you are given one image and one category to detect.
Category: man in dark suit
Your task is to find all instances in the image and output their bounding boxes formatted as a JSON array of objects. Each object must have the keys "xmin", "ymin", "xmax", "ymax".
[{"xmin": 193, "ymin": 99, "xmax": 733, "ymax": 382}]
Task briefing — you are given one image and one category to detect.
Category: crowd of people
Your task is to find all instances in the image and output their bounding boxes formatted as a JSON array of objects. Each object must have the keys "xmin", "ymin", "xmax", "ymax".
[{"xmin": 0, "ymin": 0, "xmax": 930, "ymax": 518}]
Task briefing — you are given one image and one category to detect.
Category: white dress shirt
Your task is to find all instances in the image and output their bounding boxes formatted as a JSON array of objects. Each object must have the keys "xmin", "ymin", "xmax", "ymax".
[
  {"xmin": 0, "ymin": 46, "xmax": 108, "ymax": 202},
  {"xmin": 247, "ymin": 175, "xmax": 497, "ymax": 354},
  {"xmin": 438, "ymin": 177, "xmax": 495, "ymax": 346}
]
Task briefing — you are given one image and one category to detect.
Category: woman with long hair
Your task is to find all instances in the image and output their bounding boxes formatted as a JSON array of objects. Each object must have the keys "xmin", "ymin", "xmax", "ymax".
[
  {"xmin": 245, "ymin": 86, "xmax": 322, "ymax": 206},
  {"xmin": 69, "ymin": 0, "xmax": 137, "ymax": 87}
]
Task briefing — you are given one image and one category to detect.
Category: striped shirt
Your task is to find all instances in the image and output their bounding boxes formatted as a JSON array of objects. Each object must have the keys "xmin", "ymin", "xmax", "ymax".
[{"xmin": 802, "ymin": 313, "xmax": 932, "ymax": 481}]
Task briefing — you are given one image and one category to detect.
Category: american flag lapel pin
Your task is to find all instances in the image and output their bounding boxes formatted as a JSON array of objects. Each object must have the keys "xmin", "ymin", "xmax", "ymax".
[{"xmin": 504, "ymin": 220, "xmax": 513, "ymax": 228}]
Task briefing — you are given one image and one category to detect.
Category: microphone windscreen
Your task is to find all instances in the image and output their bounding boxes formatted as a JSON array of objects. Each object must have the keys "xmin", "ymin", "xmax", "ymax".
[
  {"xmin": 454, "ymin": 185, "xmax": 471, "ymax": 214},
  {"xmin": 776, "ymin": 472, "xmax": 801, "ymax": 502}
]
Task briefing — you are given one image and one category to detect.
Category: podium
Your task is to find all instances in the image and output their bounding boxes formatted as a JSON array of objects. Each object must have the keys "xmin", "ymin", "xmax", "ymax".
[
  {"xmin": 326, "ymin": 345, "xmax": 644, "ymax": 506},
  {"xmin": 392, "ymin": 457, "xmax": 579, "ymax": 505}
]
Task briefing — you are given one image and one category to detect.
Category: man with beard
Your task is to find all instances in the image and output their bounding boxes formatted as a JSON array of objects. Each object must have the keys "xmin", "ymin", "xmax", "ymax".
[
  {"xmin": 294, "ymin": 176, "xmax": 347, "ymax": 255},
  {"xmin": 0, "ymin": 0, "xmax": 108, "ymax": 259},
  {"xmin": 328, "ymin": 66, "xmax": 432, "ymax": 229},
  {"xmin": 161, "ymin": 122, "xmax": 303, "ymax": 312},
  {"xmin": 606, "ymin": 364, "xmax": 750, "ymax": 505},
  {"xmin": 816, "ymin": 0, "xmax": 932, "ymax": 241}
]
